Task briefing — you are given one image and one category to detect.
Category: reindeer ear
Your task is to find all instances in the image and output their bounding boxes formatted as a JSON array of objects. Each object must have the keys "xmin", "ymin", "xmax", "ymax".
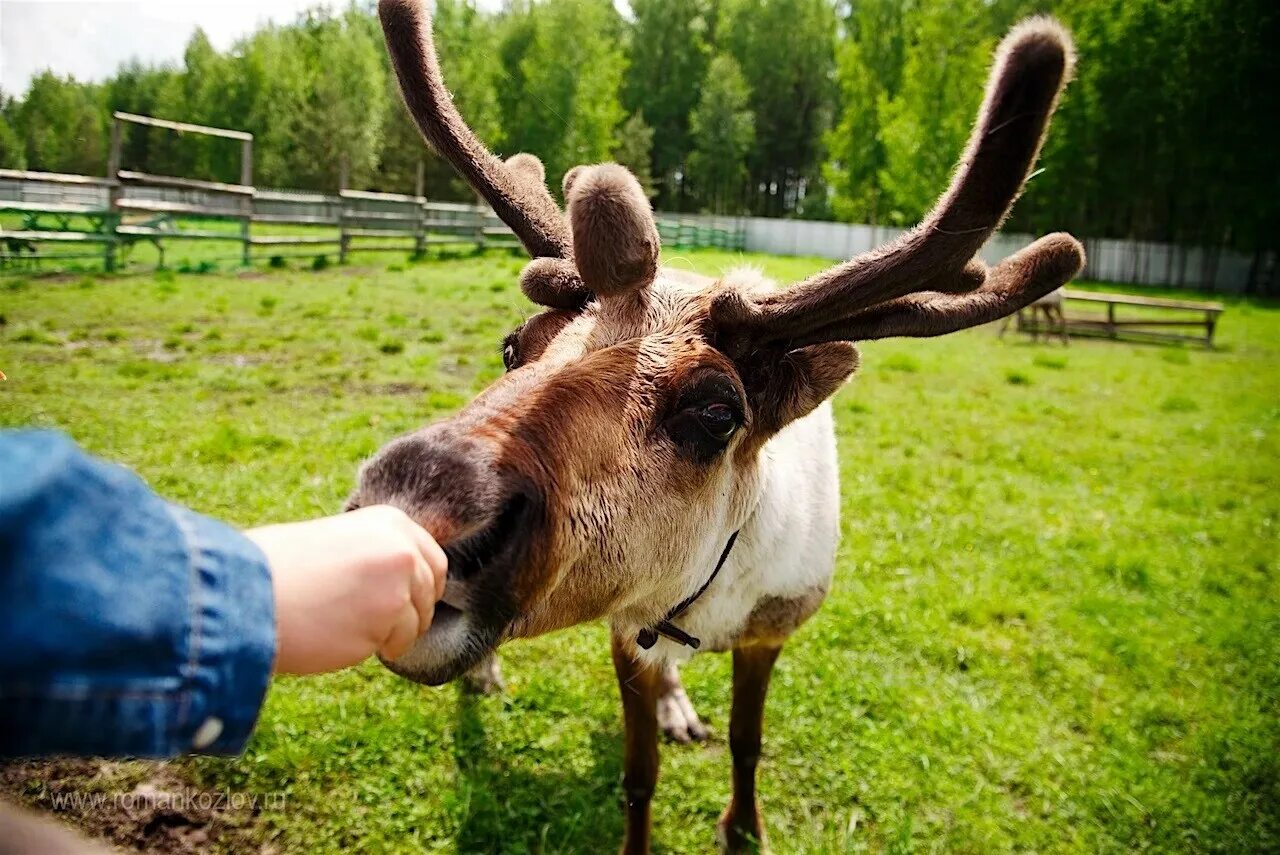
[
  {"xmin": 741, "ymin": 342, "xmax": 859, "ymax": 435},
  {"xmin": 564, "ymin": 164, "xmax": 660, "ymax": 299}
]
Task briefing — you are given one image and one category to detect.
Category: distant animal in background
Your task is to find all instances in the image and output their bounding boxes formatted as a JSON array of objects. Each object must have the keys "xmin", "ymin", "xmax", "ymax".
[
  {"xmin": 1, "ymin": 236, "xmax": 36, "ymax": 270},
  {"xmin": 1001, "ymin": 287, "xmax": 1069, "ymax": 344}
]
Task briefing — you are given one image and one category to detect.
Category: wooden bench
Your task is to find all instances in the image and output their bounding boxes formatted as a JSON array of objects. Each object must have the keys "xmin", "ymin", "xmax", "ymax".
[{"xmin": 1054, "ymin": 289, "xmax": 1225, "ymax": 348}]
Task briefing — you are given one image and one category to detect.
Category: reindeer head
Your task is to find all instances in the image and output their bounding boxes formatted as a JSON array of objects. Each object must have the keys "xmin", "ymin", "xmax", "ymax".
[{"xmin": 349, "ymin": 0, "xmax": 1084, "ymax": 685}]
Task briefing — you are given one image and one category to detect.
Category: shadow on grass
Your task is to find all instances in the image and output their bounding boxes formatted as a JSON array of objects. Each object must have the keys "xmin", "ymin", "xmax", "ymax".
[{"xmin": 451, "ymin": 686, "xmax": 624, "ymax": 854}]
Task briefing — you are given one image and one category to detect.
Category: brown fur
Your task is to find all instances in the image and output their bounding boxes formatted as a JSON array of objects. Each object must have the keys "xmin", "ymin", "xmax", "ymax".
[
  {"xmin": 806, "ymin": 232, "xmax": 1084, "ymax": 343},
  {"xmin": 613, "ymin": 634, "xmax": 663, "ymax": 855},
  {"xmin": 518, "ymin": 258, "xmax": 589, "ymax": 309},
  {"xmin": 504, "ymin": 152, "xmax": 546, "ymax": 187},
  {"xmin": 733, "ymin": 587, "xmax": 829, "ymax": 649},
  {"xmin": 718, "ymin": 645, "xmax": 782, "ymax": 851},
  {"xmin": 566, "ymin": 164, "xmax": 660, "ymax": 298}
]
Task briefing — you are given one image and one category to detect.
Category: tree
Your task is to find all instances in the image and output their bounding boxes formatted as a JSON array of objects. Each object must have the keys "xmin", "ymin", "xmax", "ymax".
[
  {"xmin": 614, "ymin": 112, "xmax": 656, "ymax": 199},
  {"xmin": 232, "ymin": 23, "xmax": 312, "ymax": 187},
  {"xmin": 688, "ymin": 54, "xmax": 755, "ymax": 213},
  {"xmin": 624, "ymin": 0, "xmax": 712, "ymax": 208},
  {"xmin": 875, "ymin": 1, "xmax": 991, "ymax": 225},
  {"xmin": 823, "ymin": 0, "xmax": 912, "ymax": 224},
  {"xmin": 0, "ymin": 0, "xmax": 1273, "ymax": 274},
  {"xmin": 506, "ymin": 0, "xmax": 627, "ymax": 188},
  {"xmin": 14, "ymin": 73, "xmax": 106, "ymax": 174},
  {"xmin": 287, "ymin": 9, "xmax": 389, "ymax": 189},
  {"xmin": 102, "ymin": 61, "xmax": 177, "ymax": 175},
  {"xmin": 719, "ymin": 0, "xmax": 835, "ymax": 216},
  {"xmin": 149, "ymin": 29, "xmax": 243, "ymax": 181},
  {"xmin": 0, "ymin": 94, "xmax": 25, "ymax": 169}
]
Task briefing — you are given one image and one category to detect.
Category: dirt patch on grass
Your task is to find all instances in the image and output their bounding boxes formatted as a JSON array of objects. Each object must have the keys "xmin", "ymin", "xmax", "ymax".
[
  {"xmin": 0, "ymin": 759, "xmax": 272, "ymax": 853},
  {"xmin": 363, "ymin": 381, "xmax": 427, "ymax": 396}
]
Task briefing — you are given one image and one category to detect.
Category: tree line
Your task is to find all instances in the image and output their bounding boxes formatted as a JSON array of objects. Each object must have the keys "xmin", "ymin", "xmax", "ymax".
[{"xmin": 0, "ymin": 0, "xmax": 1275, "ymax": 262}]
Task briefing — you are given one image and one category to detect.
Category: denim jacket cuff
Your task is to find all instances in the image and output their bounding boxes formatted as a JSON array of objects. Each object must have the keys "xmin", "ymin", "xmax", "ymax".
[{"xmin": 164, "ymin": 504, "xmax": 276, "ymax": 755}]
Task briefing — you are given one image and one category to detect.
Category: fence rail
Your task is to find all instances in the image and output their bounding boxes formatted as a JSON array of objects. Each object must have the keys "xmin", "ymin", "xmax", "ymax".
[
  {"xmin": 1, "ymin": 167, "xmax": 1268, "ymax": 292},
  {"xmin": 0, "ymin": 168, "xmax": 747, "ymax": 272},
  {"xmin": 731, "ymin": 215, "xmax": 1268, "ymax": 293},
  {"xmin": 0, "ymin": 169, "xmax": 516, "ymax": 270}
]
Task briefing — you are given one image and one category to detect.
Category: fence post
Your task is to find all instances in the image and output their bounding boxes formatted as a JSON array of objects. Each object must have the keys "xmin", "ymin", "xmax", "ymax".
[
  {"xmin": 104, "ymin": 116, "xmax": 123, "ymax": 272},
  {"xmin": 240, "ymin": 138, "xmax": 254, "ymax": 266},
  {"xmin": 338, "ymin": 156, "xmax": 350, "ymax": 264},
  {"xmin": 414, "ymin": 161, "xmax": 426, "ymax": 258}
]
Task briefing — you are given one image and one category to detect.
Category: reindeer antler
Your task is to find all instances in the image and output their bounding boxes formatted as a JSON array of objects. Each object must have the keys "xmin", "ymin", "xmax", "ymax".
[
  {"xmin": 713, "ymin": 18, "xmax": 1084, "ymax": 350},
  {"xmin": 378, "ymin": 0, "xmax": 572, "ymax": 262}
]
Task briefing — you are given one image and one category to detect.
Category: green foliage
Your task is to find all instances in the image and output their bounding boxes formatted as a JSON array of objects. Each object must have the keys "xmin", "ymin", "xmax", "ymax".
[
  {"xmin": 875, "ymin": 3, "xmax": 992, "ymax": 225},
  {"xmin": 824, "ymin": 39, "xmax": 881, "ymax": 223},
  {"xmin": 503, "ymin": 0, "xmax": 628, "ymax": 187},
  {"xmin": 624, "ymin": 0, "xmax": 713, "ymax": 207},
  {"xmin": 0, "ymin": 0, "xmax": 1274, "ymax": 255},
  {"xmin": 0, "ymin": 107, "xmax": 27, "ymax": 169},
  {"xmin": 719, "ymin": 0, "xmax": 835, "ymax": 216},
  {"xmin": 14, "ymin": 72, "xmax": 107, "ymax": 174},
  {"xmin": 612, "ymin": 112, "xmax": 656, "ymax": 199},
  {"xmin": 1, "ymin": 252, "xmax": 1277, "ymax": 852},
  {"xmin": 688, "ymin": 55, "xmax": 755, "ymax": 213}
]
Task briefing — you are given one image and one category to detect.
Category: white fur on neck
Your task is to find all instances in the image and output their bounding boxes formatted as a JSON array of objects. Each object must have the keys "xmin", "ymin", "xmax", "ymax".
[{"xmin": 635, "ymin": 401, "xmax": 842, "ymax": 665}]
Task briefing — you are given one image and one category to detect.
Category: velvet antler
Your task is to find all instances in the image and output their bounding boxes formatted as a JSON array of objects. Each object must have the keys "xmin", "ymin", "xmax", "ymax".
[
  {"xmin": 378, "ymin": 0, "xmax": 572, "ymax": 263},
  {"xmin": 713, "ymin": 17, "xmax": 1084, "ymax": 350},
  {"xmin": 520, "ymin": 163, "xmax": 660, "ymax": 306}
]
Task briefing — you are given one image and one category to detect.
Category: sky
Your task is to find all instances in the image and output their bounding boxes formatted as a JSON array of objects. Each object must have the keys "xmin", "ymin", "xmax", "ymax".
[{"xmin": 0, "ymin": 0, "xmax": 372, "ymax": 96}]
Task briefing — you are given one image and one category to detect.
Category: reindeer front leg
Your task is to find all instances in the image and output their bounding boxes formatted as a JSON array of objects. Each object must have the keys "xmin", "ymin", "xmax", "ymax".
[
  {"xmin": 612, "ymin": 634, "xmax": 663, "ymax": 855},
  {"xmin": 717, "ymin": 644, "xmax": 782, "ymax": 853}
]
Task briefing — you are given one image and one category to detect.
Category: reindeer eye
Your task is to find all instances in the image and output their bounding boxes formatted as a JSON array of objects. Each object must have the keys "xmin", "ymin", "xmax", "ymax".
[
  {"xmin": 696, "ymin": 403, "xmax": 739, "ymax": 441},
  {"xmin": 501, "ymin": 340, "xmax": 520, "ymax": 371},
  {"xmin": 667, "ymin": 376, "xmax": 745, "ymax": 463}
]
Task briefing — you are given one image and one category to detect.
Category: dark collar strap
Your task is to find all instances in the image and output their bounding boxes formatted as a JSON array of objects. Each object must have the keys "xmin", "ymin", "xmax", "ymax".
[{"xmin": 636, "ymin": 530, "xmax": 740, "ymax": 651}]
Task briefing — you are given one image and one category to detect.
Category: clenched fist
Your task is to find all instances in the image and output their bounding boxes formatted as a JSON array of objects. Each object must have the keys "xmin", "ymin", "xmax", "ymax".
[{"xmin": 246, "ymin": 505, "xmax": 447, "ymax": 675}]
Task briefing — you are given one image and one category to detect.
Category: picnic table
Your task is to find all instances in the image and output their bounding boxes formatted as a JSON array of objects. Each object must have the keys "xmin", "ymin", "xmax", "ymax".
[{"xmin": 1055, "ymin": 289, "xmax": 1224, "ymax": 348}]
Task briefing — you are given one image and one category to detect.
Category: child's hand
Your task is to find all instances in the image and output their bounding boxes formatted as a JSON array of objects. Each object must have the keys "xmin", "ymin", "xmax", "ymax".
[{"xmin": 246, "ymin": 505, "xmax": 448, "ymax": 675}]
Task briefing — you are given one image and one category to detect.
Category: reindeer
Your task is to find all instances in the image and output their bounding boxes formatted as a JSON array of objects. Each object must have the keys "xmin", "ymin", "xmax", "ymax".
[
  {"xmin": 1, "ymin": 236, "xmax": 36, "ymax": 271},
  {"xmin": 350, "ymin": 3, "xmax": 1083, "ymax": 851},
  {"xmin": 1000, "ymin": 287, "xmax": 1069, "ymax": 344}
]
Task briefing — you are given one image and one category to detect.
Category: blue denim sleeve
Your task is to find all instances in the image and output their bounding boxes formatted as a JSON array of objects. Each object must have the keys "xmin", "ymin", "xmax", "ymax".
[{"xmin": 0, "ymin": 430, "xmax": 276, "ymax": 758}]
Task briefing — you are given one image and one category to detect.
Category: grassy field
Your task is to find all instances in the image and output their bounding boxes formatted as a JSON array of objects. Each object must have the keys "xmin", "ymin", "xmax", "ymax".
[{"xmin": 1, "ymin": 249, "xmax": 1277, "ymax": 853}]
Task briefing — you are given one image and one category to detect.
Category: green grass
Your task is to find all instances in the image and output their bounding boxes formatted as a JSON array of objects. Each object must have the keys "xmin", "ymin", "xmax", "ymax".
[{"xmin": 2, "ymin": 249, "xmax": 1278, "ymax": 853}]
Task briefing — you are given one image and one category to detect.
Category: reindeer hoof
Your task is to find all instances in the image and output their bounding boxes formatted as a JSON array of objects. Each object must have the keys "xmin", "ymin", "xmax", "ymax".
[
  {"xmin": 656, "ymin": 669, "xmax": 708, "ymax": 743},
  {"xmin": 460, "ymin": 653, "xmax": 505, "ymax": 695},
  {"xmin": 716, "ymin": 805, "xmax": 767, "ymax": 854}
]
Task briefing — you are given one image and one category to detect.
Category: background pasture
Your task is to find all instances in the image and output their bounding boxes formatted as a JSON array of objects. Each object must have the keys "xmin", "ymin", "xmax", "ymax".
[{"xmin": 1, "ymin": 249, "xmax": 1277, "ymax": 852}]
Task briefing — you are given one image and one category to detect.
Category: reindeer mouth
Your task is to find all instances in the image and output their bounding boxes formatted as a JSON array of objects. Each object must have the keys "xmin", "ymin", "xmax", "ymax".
[{"xmin": 379, "ymin": 492, "xmax": 535, "ymax": 686}]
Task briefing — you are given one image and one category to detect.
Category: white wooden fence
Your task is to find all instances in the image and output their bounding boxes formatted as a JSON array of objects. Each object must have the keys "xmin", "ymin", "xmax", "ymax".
[{"xmin": 678, "ymin": 213, "xmax": 1266, "ymax": 293}]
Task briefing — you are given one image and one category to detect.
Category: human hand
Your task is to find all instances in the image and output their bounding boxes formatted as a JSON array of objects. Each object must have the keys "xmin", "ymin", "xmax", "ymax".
[{"xmin": 245, "ymin": 505, "xmax": 447, "ymax": 675}]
